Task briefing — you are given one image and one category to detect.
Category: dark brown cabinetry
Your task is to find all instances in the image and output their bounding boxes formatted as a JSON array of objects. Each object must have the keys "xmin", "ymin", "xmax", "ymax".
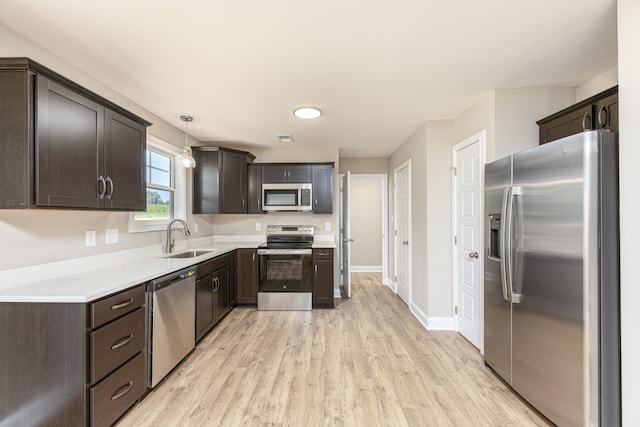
[
  {"xmin": 262, "ymin": 164, "xmax": 312, "ymax": 183},
  {"xmin": 0, "ymin": 57, "xmax": 149, "ymax": 210},
  {"xmin": 0, "ymin": 284, "xmax": 147, "ymax": 426},
  {"xmin": 229, "ymin": 250, "xmax": 238, "ymax": 306},
  {"xmin": 192, "ymin": 147, "xmax": 255, "ymax": 214},
  {"xmin": 312, "ymin": 164, "xmax": 334, "ymax": 214},
  {"xmin": 312, "ymin": 248, "xmax": 334, "ymax": 308},
  {"xmin": 237, "ymin": 248, "xmax": 258, "ymax": 304},
  {"xmin": 537, "ymin": 86, "xmax": 618, "ymax": 145},
  {"xmin": 247, "ymin": 164, "xmax": 263, "ymax": 214},
  {"xmin": 196, "ymin": 254, "xmax": 231, "ymax": 342}
]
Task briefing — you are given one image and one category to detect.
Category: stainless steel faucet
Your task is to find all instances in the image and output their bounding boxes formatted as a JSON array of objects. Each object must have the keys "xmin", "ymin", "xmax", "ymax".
[{"xmin": 165, "ymin": 219, "xmax": 191, "ymax": 253}]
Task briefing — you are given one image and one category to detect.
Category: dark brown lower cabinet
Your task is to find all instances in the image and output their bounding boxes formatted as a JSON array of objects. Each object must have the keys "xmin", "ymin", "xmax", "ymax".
[
  {"xmin": 237, "ymin": 249, "xmax": 258, "ymax": 304},
  {"xmin": 312, "ymin": 248, "xmax": 334, "ymax": 308},
  {"xmin": 0, "ymin": 284, "xmax": 147, "ymax": 427},
  {"xmin": 196, "ymin": 254, "xmax": 231, "ymax": 342}
]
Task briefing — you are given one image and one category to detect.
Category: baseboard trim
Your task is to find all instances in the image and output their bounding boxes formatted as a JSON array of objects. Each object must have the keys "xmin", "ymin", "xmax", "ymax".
[
  {"xmin": 383, "ymin": 277, "xmax": 395, "ymax": 290},
  {"xmin": 409, "ymin": 303, "xmax": 455, "ymax": 331},
  {"xmin": 350, "ymin": 266, "xmax": 383, "ymax": 272}
]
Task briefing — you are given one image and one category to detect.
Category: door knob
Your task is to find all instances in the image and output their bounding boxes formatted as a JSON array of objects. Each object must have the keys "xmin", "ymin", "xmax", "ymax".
[
  {"xmin": 469, "ymin": 251, "xmax": 479, "ymax": 259},
  {"xmin": 402, "ymin": 240, "xmax": 409, "ymax": 246}
]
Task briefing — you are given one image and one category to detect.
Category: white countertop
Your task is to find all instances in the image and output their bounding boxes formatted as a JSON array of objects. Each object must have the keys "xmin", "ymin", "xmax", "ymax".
[{"xmin": 0, "ymin": 235, "xmax": 336, "ymax": 303}]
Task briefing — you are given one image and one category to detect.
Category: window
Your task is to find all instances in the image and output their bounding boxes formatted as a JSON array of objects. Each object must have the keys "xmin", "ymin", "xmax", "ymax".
[{"xmin": 128, "ymin": 136, "xmax": 186, "ymax": 233}]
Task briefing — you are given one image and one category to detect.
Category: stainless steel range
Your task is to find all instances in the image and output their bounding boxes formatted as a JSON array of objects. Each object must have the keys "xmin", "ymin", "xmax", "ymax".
[{"xmin": 257, "ymin": 225, "xmax": 314, "ymax": 310}]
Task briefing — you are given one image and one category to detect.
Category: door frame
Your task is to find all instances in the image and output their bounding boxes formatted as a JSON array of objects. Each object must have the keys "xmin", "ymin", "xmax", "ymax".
[
  {"xmin": 451, "ymin": 131, "xmax": 486, "ymax": 353},
  {"xmin": 338, "ymin": 173, "xmax": 389, "ymax": 291},
  {"xmin": 393, "ymin": 159, "xmax": 412, "ymax": 303}
]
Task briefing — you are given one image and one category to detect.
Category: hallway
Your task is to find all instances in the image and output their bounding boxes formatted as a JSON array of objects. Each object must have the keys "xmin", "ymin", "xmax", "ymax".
[{"xmin": 117, "ymin": 273, "xmax": 549, "ymax": 426}]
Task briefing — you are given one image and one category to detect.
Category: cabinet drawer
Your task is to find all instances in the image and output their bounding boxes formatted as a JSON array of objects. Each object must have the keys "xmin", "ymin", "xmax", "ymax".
[
  {"xmin": 91, "ymin": 285, "xmax": 145, "ymax": 328},
  {"xmin": 91, "ymin": 307, "xmax": 146, "ymax": 383},
  {"xmin": 313, "ymin": 249, "xmax": 333, "ymax": 260},
  {"xmin": 90, "ymin": 351, "xmax": 146, "ymax": 427},
  {"xmin": 197, "ymin": 253, "xmax": 230, "ymax": 278}
]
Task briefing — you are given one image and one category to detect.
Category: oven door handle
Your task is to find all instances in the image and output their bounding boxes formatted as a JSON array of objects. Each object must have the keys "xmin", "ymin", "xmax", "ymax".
[{"xmin": 257, "ymin": 249, "xmax": 313, "ymax": 255}]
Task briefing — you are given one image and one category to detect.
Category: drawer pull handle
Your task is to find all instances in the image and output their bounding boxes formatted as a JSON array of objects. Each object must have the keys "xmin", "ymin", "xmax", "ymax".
[
  {"xmin": 111, "ymin": 381, "xmax": 134, "ymax": 401},
  {"xmin": 111, "ymin": 334, "xmax": 134, "ymax": 350},
  {"xmin": 111, "ymin": 298, "xmax": 134, "ymax": 310}
]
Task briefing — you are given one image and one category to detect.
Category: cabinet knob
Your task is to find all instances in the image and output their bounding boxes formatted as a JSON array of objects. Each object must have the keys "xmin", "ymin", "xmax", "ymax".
[{"xmin": 314, "ymin": 264, "xmax": 318, "ymax": 277}]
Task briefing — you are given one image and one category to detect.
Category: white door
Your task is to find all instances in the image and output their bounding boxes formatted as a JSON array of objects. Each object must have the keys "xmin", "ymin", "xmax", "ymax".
[
  {"xmin": 394, "ymin": 162, "xmax": 410, "ymax": 305},
  {"xmin": 341, "ymin": 172, "xmax": 353, "ymax": 298},
  {"xmin": 453, "ymin": 132, "xmax": 484, "ymax": 349}
]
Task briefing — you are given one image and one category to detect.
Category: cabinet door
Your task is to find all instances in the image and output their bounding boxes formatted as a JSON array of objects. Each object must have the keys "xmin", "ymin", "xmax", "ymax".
[
  {"xmin": 286, "ymin": 165, "xmax": 312, "ymax": 183},
  {"xmin": 595, "ymin": 93, "xmax": 618, "ymax": 133},
  {"xmin": 192, "ymin": 149, "xmax": 220, "ymax": 214},
  {"xmin": 312, "ymin": 164, "xmax": 333, "ymax": 214},
  {"xmin": 36, "ymin": 75, "xmax": 103, "ymax": 208},
  {"xmin": 196, "ymin": 274, "xmax": 214, "ymax": 342},
  {"xmin": 538, "ymin": 104, "xmax": 593, "ymax": 145},
  {"xmin": 221, "ymin": 151, "xmax": 248, "ymax": 213},
  {"xmin": 262, "ymin": 165, "xmax": 290, "ymax": 183},
  {"xmin": 237, "ymin": 249, "xmax": 258, "ymax": 304},
  {"xmin": 213, "ymin": 265, "xmax": 230, "ymax": 324},
  {"xmin": 247, "ymin": 164, "xmax": 263, "ymax": 214},
  {"xmin": 229, "ymin": 251, "xmax": 238, "ymax": 306},
  {"xmin": 313, "ymin": 249, "xmax": 334, "ymax": 307},
  {"xmin": 104, "ymin": 109, "xmax": 146, "ymax": 210}
]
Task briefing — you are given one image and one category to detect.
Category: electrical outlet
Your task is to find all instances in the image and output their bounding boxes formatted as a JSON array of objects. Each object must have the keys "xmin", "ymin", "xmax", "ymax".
[
  {"xmin": 325, "ymin": 222, "xmax": 331, "ymax": 231},
  {"xmin": 256, "ymin": 222, "xmax": 262, "ymax": 231},
  {"xmin": 105, "ymin": 228, "xmax": 119, "ymax": 245},
  {"xmin": 85, "ymin": 230, "xmax": 96, "ymax": 247},
  {"xmin": 194, "ymin": 223, "xmax": 199, "ymax": 233}
]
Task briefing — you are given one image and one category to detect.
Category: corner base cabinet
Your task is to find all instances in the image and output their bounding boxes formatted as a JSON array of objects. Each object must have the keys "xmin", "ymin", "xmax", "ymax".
[
  {"xmin": 312, "ymin": 248, "xmax": 334, "ymax": 308},
  {"xmin": 0, "ymin": 284, "xmax": 147, "ymax": 426}
]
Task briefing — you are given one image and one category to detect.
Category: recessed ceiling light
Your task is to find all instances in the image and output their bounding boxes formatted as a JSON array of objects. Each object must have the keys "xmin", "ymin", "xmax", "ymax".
[{"xmin": 293, "ymin": 106, "xmax": 322, "ymax": 119}]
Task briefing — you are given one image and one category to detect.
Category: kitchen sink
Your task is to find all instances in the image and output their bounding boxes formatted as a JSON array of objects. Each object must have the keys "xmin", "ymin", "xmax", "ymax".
[{"xmin": 164, "ymin": 250, "xmax": 212, "ymax": 259}]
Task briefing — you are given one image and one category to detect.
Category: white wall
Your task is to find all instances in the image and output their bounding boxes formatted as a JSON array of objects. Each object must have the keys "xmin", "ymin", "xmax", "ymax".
[
  {"xmin": 494, "ymin": 88, "xmax": 576, "ymax": 159},
  {"xmin": 618, "ymin": 0, "xmax": 639, "ymax": 423},
  {"xmin": 0, "ymin": 23, "xmax": 215, "ymax": 270},
  {"xmin": 576, "ymin": 67, "xmax": 618, "ymax": 102},
  {"xmin": 339, "ymin": 158, "xmax": 389, "ymax": 174}
]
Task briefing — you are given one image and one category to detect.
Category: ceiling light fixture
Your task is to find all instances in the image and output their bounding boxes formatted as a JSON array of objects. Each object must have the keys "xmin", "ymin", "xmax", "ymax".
[
  {"xmin": 293, "ymin": 106, "xmax": 322, "ymax": 120},
  {"xmin": 180, "ymin": 115, "xmax": 196, "ymax": 168}
]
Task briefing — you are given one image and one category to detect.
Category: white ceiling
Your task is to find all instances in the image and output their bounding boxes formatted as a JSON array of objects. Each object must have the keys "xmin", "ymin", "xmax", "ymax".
[{"xmin": 0, "ymin": 0, "xmax": 617, "ymax": 157}]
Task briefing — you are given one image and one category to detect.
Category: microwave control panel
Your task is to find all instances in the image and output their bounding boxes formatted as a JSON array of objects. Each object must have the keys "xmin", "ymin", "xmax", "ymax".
[{"xmin": 301, "ymin": 189, "xmax": 311, "ymax": 207}]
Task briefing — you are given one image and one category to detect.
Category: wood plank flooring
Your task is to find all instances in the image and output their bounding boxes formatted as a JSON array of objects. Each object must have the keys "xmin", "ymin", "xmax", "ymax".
[{"xmin": 117, "ymin": 273, "xmax": 550, "ymax": 426}]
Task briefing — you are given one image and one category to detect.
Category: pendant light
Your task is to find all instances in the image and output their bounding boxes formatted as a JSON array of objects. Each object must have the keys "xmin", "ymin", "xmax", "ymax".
[{"xmin": 180, "ymin": 115, "xmax": 196, "ymax": 168}]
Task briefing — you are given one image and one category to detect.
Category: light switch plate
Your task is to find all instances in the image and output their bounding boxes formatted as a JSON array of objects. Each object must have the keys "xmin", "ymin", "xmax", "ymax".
[
  {"xmin": 256, "ymin": 222, "xmax": 262, "ymax": 231},
  {"xmin": 194, "ymin": 223, "xmax": 199, "ymax": 233},
  {"xmin": 85, "ymin": 230, "xmax": 96, "ymax": 247},
  {"xmin": 325, "ymin": 222, "xmax": 331, "ymax": 231},
  {"xmin": 106, "ymin": 228, "xmax": 119, "ymax": 245}
]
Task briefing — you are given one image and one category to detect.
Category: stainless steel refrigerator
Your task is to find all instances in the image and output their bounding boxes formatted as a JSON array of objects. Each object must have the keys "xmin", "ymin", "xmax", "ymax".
[{"xmin": 484, "ymin": 130, "xmax": 620, "ymax": 427}]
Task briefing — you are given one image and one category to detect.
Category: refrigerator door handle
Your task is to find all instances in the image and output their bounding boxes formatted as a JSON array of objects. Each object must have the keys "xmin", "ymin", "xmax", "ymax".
[
  {"xmin": 506, "ymin": 186, "xmax": 522, "ymax": 304},
  {"xmin": 499, "ymin": 187, "xmax": 512, "ymax": 302}
]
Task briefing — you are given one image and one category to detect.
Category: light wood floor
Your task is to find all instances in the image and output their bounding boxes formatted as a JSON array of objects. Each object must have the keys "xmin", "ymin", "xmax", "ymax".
[{"xmin": 117, "ymin": 273, "xmax": 550, "ymax": 426}]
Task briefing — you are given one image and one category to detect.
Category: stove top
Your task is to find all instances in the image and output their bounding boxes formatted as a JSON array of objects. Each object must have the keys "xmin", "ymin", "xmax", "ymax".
[{"xmin": 263, "ymin": 225, "xmax": 314, "ymax": 249}]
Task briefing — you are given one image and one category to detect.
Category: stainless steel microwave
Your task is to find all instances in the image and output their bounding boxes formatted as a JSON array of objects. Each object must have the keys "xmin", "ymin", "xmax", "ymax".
[{"xmin": 262, "ymin": 183, "xmax": 312, "ymax": 212}]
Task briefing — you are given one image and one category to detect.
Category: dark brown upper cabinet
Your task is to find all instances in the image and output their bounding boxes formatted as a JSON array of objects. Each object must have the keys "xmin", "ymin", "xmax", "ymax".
[
  {"xmin": 312, "ymin": 163, "xmax": 333, "ymax": 214},
  {"xmin": 537, "ymin": 86, "xmax": 618, "ymax": 145},
  {"xmin": 262, "ymin": 164, "xmax": 312, "ymax": 183},
  {"xmin": 247, "ymin": 163, "xmax": 263, "ymax": 214},
  {"xmin": 192, "ymin": 146, "xmax": 255, "ymax": 214},
  {"xmin": 0, "ymin": 57, "xmax": 150, "ymax": 210}
]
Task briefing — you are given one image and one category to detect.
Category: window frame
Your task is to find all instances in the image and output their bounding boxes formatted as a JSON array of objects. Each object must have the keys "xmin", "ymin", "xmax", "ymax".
[{"xmin": 128, "ymin": 134, "xmax": 187, "ymax": 233}]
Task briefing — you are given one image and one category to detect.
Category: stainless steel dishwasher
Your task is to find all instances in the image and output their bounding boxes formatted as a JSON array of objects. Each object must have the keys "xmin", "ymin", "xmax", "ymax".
[{"xmin": 146, "ymin": 267, "xmax": 196, "ymax": 388}]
